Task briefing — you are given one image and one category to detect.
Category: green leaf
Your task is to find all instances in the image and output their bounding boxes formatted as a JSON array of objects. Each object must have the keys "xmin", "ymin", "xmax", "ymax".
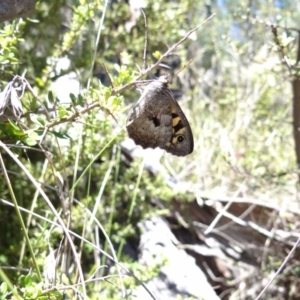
[
  {"xmin": 111, "ymin": 95, "xmax": 123, "ymax": 106},
  {"xmin": 30, "ymin": 114, "xmax": 47, "ymax": 126},
  {"xmin": 77, "ymin": 93, "xmax": 85, "ymax": 105},
  {"xmin": 0, "ymin": 282, "xmax": 7, "ymax": 295},
  {"xmin": 24, "ymin": 274, "xmax": 32, "ymax": 286},
  {"xmin": 50, "ymin": 130, "xmax": 71, "ymax": 139},
  {"xmin": 48, "ymin": 91, "xmax": 54, "ymax": 103},
  {"xmin": 0, "ymin": 120, "xmax": 25, "ymax": 137},
  {"xmin": 152, "ymin": 51, "xmax": 162, "ymax": 59},
  {"xmin": 103, "ymin": 86, "xmax": 112, "ymax": 101},
  {"xmin": 58, "ymin": 105, "xmax": 70, "ymax": 118},
  {"xmin": 18, "ymin": 275, "xmax": 26, "ymax": 287},
  {"xmin": 23, "ymin": 131, "xmax": 40, "ymax": 146},
  {"xmin": 69, "ymin": 93, "xmax": 77, "ymax": 105},
  {"xmin": 23, "ymin": 137, "xmax": 38, "ymax": 146}
]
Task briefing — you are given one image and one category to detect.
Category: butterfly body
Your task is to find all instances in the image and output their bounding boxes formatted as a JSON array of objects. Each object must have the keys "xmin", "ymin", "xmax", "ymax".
[{"xmin": 126, "ymin": 77, "xmax": 193, "ymax": 156}]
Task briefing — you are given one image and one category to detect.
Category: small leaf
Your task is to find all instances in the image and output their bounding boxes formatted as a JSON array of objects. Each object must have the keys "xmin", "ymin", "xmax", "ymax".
[
  {"xmin": 30, "ymin": 113, "xmax": 47, "ymax": 126},
  {"xmin": 8, "ymin": 119, "xmax": 19, "ymax": 131},
  {"xmin": 152, "ymin": 51, "xmax": 162, "ymax": 59},
  {"xmin": 50, "ymin": 131, "xmax": 71, "ymax": 139},
  {"xmin": 104, "ymin": 87, "xmax": 112, "ymax": 101},
  {"xmin": 23, "ymin": 131, "xmax": 40, "ymax": 146},
  {"xmin": 69, "ymin": 93, "xmax": 77, "ymax": 105},
  {"xmin": 24, "ymin": 274, "xmax": 32, "ymax": 286},
  {"xmin": 12, "ymin": 129, "xmax": 25, "ymax": 137},
  {"xmin": 7, "ymin": 120, "xmax": 25, "ymax": 137},
  {"xmin": 23, "ymin": 137, "xmax": 38, "ymax": 146},
  {"xmin": 19, "ymin": 275, "xmax": 26, "ymax": 287},
  {"xmin": 77, "ymin": 93, "xmax": 84, "ymax": 105},
  {"xmin": 0, "ymin": 120, "xmax": 25, "ymax": 137},
  {"xmin": 26, "ymin": 18, "xmax": 40, "ymax": 23},
  {"xmin": 48, "ymin": 91, "xmax": 54, "ymax": 103},
  {"xmin": 58, "ymin": 105, "xmax": 69, "ymax": 118},
  {"xmin": 0, "ymin": 282, "xmax": 7, "ymax": 294},
  {"xmin": 111, "ymin": 95, "xmax": 123, "ymax": 106}
]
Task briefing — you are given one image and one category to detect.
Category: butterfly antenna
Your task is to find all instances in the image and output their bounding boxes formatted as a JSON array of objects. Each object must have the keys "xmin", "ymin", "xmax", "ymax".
[{"xmin": 141, "ymin": 9, "xmax": 148, "ymax": 71}]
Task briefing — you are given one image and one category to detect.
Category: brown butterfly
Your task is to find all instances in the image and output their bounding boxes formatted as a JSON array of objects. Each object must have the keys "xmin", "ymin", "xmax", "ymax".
[{"xmin": 126, "ymin": 77, "xmax": 193, "ymax": 156}]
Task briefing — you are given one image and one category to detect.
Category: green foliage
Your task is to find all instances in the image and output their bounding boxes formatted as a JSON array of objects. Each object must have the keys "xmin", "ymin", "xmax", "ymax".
[
  {"xmin": 0, "ymin": 282, "xmax": 9, "ymax": 300},
  {"xmin": 0, "ymin": 0, "xmax": 300, "ymax": 299},
  {"xmin": 0, "ymin": 21, "xmax": 25, "ymax": 66},
  {"xmin": 18, "ymin": 273, "xmax": 63, "ymax": 299}
]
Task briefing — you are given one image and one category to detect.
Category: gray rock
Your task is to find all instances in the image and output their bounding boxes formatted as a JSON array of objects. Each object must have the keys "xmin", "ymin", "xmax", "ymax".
[{"xmin": 133, "ymin": 216, "xmax": 221, "ymax": 300}]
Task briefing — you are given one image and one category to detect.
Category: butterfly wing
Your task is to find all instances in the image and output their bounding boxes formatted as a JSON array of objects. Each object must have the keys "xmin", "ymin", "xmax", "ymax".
[
  {"xmin": 126, "ymin": 78, "xmax": 193, "ymax": 156},
  {"xmin": 126, "ymin": 80, "xmax": 173, "ymax": 149},
  {"xmin": 162, "ymin": 97, "xmax": 194, "ymax": 156}
]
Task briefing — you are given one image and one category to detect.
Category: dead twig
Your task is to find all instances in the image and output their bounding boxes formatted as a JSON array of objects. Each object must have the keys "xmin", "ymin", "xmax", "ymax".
[{"xmin": 44, "ymin": 13, "xmax": 216, "ymax": 129}]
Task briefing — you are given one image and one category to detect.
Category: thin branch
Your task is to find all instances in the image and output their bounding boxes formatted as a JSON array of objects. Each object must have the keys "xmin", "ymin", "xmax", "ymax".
[
  {"xmin": 0, "ymin": 141, "xmax": 87, "ymax": 298},
  {"xmin": 114, "ymin": 13, "xmax": 216, "ymax": 95},
  {"xmin": 86, "ymin": 0, "xmax": 109, "ymax": 92},
  {"xmin": 255, "ymin": 236, "xmax": 300, "ymax": 300},
  {"xmin": 0, "ymin": 197, "xmax": 157, "ymax": 300},
  {"xmin": 43, "ymin": 14, "xmax": 215, "ymax": 130},
  {"xmin": 141, "ymin": 9, "xmax": 148, "ymax": 71}
]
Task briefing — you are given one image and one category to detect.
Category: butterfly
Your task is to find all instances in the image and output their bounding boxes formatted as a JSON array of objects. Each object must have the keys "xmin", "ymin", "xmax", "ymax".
[{"xmin": 126, "ymin": 77, "xmax": 193, "ymax": 156}]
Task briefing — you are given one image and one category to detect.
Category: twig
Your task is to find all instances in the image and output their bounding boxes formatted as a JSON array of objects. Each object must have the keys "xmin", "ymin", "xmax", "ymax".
[
  {"xmin": 44, "ymin": 13, "xmax": 215, "ymax": 130},
  {"xmin": 0, "ymin": 197, "xmax": 157, "ymax": 300},
  {"xmin": 254, "ymin": 235, "xmax": 300, "ymax": 300},
  {"xmin": 0, "ymin": 141, "xmax": 87, "ymax": 298},
  {"xmin": 113, "ymin": 13, "xmax": 216, "ymax": 95},
  {"xmin": 86, "ymin": 0, "xmax": 109, "ymax": 92},
  {"xmin": 141, "ymin": 9, "xmax": 148, "ymax": 71}
]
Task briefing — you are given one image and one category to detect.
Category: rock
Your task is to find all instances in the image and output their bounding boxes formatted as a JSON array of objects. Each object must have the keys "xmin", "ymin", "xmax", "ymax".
[{"xmin": 133, "ymin": 216, "xmax": 221, "ymax": 300}]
